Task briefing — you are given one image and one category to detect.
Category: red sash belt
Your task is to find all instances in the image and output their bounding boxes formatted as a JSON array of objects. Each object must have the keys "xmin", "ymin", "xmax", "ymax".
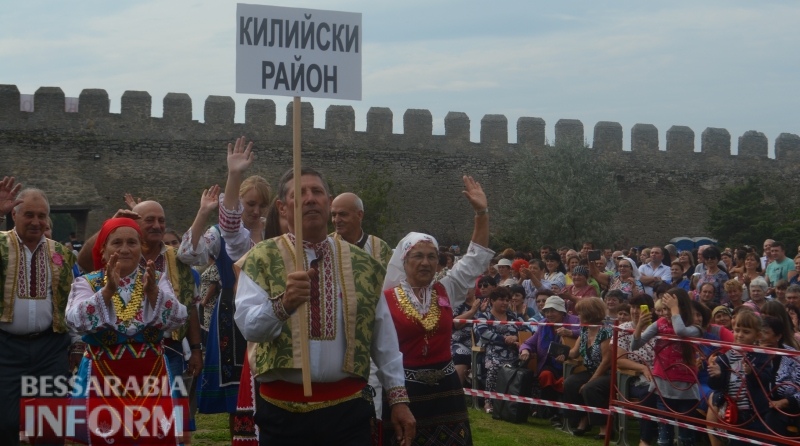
[{"xmin": 259, "ymin": 377, "xmax": 366, "ymax": 403}]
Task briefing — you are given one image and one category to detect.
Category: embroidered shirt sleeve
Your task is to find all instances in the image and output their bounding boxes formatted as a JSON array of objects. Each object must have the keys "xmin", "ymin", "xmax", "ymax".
[
  {"xmin": 177, "ymin": 226, "xmax": 220, "ymax": 266},
  {"xmin": 218, "ymin": 193, "xmax": 253, "ymax": 262},
  {"xmin": 386, "ymin": 386, "xmax": 410, "ymax": 405},
  {"xmin": 218, "ymin": 192, "xmax": 243, "ymax": 233},
  {"xmin": 233, "ymin": 272, "xmax": 286, "ymax": 343},
  {"xmin": 65, "ymin": 277, "xmax": 114, "ymax": 333},
  {"xmin": 441, "ymin": 241, "xmax": 495, "ymax": 308},
  {"xmin": 143, "ymin": 275, "xmax": 188, "ymax": 331}
]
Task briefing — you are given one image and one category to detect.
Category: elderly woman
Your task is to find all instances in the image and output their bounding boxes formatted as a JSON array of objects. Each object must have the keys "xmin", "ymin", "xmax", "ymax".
[
  {"xmin": 562, "ymin": 298, "xmax": 613, "ymax": 438},
  {"xmin": 519, "ymin": 296, "xmax": 579, "ymax": 424},
  {"xmin": 590, "ymin": 256, "xmax": 643, "ymax": 300},
  {"xmin": 723, "ymin": 278, "xmax": 745, "ymax": 310},
  {"xmin": 746, "ymin": 276, "xmax": 770, "ymax": 312},
  {"xmin": 66, "ymin": 218, "xmax": 188, "ymax": 445},
  {"xmin": 474, "ymin": 287, "xmax": 529, "ymax": 413},
  {"xmin": 560, "ymin": 265, "xmax": 597, "ymax": 314},
  {"xmin": 382, "ymin": 175, "xmax": 492, "ymax": 446},
  {"xmin": 711, "ymin": 306, "xmax": 732, "ymax": 330}
]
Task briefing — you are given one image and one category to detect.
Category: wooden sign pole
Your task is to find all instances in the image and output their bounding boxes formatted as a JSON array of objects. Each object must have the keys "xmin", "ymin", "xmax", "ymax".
[{"xmin": 292, "ymin": 95, "xmax": 313, "ymax": 396}]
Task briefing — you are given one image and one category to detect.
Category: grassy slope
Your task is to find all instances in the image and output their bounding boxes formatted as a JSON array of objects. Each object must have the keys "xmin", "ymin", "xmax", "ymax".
[{"xmin": 192, "ymin": 408, "xmax": 607, "ymax": 446}]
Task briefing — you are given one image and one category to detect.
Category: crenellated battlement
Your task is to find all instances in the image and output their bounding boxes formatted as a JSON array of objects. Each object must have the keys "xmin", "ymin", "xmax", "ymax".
[
  {"xmin": 2, "ymin": 83, "xmax": 800, "ymax": 246},
  {"xmin": 2, "ymin": 85, "xmax": 798, "ymax": 158}
]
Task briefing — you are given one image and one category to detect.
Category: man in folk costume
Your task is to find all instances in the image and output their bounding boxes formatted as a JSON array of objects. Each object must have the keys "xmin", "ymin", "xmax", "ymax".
[
  {"xmin": 330, "ymin": 191, "xmax": 394, "ymax": 420},
  {"xmin": 133, "ymin": 201, "xmax": 203, "ymax": 432},
  {"xmin": 0, "ymin": 179, "xmax": 77, "ymax": 446},
  {"xmin": 330, "ymin": 192, "xmax": 393, "ymax": 266},
  {"xmin": 234, "ymin": 167, "xmax": 416, "ymax": 446}
]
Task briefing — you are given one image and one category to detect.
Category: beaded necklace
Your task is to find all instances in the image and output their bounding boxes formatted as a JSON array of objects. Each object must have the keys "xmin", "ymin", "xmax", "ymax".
[
  {"xmin": 106, "ymin": 271, "xmax": 145, "ymax": 322},
  {"xmin": 395, "ymin": 286, "xmax": 440, "ymax": 332},
  {"xmin": 396, "ymin": 285, "xmax": 441, "ymax": 357}
]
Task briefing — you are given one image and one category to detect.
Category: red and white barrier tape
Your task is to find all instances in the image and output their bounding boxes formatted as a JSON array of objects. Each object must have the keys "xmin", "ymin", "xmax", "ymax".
[
  {"xmin": 610, "ymin": 406, "xmax": 774, "ymax": 446},
  {"xmin": 455, "ymin": 318, "xmax": 800, "ymax": 357},
  {"xmin": 463, "ymin": 388, "xmax": 610, "ymax": 416},
  {"xmin": 453, "ymin": 318, "xmax": 598, "ymax": 328}
]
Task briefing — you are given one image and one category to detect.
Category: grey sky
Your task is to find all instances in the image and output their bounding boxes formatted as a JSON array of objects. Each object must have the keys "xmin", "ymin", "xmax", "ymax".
[{"xmin": 2, "ymin": 0, "xmax": 798, "ymax": 155}]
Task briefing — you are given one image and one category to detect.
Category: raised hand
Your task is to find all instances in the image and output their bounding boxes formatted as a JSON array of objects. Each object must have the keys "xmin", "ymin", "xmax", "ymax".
[
  {"xmin": 227, "ymin": 136, "xmax": 255, "ymax": 175},
  {"xmin": 113, "ymin": 209, "xmax": 141, "ymax": 220},
  {"xmin": 143, "ymin": 260, "xmax": 159, "ymax": 304},
  {"xmin": 102, "ymin": 253, "xmax": 121, "ymax": 304},
  {"xmin": 461, "ymin": 175, "xmax": 487, "ymax": 212},
  {"xmin": 199, "ymin": 185, "xmax": 220, "ymax": 215},
  {"xmin": 0, "ymin": 176, "xmax": 23, "ymax": 215},
  {"xmin": 123, "ymin": 193, "xmax": 141, "ymax": 210}
]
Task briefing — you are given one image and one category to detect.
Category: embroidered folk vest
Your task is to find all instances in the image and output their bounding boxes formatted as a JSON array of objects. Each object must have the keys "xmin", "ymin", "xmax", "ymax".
[
  {"xmin": 164, "ymin": 247, "xmax": 196, "ymax": 341},
  {"xmin": 0, "ymin": 231, "xmax": 76, "ymax": 332},
  {"xmin": 329, "ymin": 233, "xmax": 393, "ymax": 268},
  {"xmin": 241, "ymin": 234, "xmax": 386, "ymax": 380}
]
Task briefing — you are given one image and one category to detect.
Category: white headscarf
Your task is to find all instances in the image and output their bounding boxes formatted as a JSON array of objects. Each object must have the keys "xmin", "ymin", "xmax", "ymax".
[
  {"xmin": 383, "ymin": 232, "xmax": 439, "ymax": 293},
  {"xmin": 618, "ymin": 256, "xmax": 641, "ymax": 279}
]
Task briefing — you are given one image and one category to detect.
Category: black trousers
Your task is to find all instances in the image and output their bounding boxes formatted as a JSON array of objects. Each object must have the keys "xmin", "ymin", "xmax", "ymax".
[
  {"xmin": 0, "ymin": 330, "xmax": 70, "ymax": 446},
  {"xmin": 562, "ymin": 370, "xmax": 611, "ymax": 428},
  {"xmin": 255, "ymin": 390, "xmax": 373, "ymax": 446}
]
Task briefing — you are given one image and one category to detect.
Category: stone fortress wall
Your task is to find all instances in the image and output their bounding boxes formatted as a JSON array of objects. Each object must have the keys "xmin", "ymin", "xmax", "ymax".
[{"xmin": 2, "ymin": 84, "xmax": 799, "ymax": 247}]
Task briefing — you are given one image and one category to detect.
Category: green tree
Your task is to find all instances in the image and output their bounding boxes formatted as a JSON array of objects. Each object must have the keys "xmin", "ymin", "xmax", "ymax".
[
  {"xmin": 495, "ymin": 142, "xmax": 622, "ymax": 250},
  {"xmin": 706, "ymin": 179, "xmax": 800, "ymax": 254},
  {"xmin": 332, "ymin": 160, "xmax": 397, "ymax": 244}
]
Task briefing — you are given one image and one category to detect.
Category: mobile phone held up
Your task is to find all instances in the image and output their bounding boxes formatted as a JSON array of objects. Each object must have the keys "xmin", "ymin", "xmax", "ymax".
[{"xmin": 588, "ymin": 250, "xmax": 602, "ymax": 261}]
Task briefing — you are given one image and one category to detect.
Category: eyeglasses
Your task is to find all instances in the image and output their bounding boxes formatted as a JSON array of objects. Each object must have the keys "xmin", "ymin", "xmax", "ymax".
[
  {"xmin": 617, "ymin": 264, "xmax": 631, "ymax": 268},
  {"xmin": 407, "ymin": 253, "xmax": 438, "ymax": 262}
]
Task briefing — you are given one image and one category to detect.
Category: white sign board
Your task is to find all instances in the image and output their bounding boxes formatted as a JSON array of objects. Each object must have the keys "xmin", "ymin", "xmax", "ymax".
[{"xmin": 236, "ymin": 4, "xmax": 362, "ymax": 100}]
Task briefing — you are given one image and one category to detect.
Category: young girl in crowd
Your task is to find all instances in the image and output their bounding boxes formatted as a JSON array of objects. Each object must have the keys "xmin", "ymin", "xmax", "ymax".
[
  {"xmin": 707, "ymin": 311, "xmax": 773, "ymax": 446},
  {"xmin": 632, "ymin": 288, "xmax": 702, "ymax": 446},
  {"xmin": 759, "ymin": 316, "xmax": 800, "ymax": 437}
]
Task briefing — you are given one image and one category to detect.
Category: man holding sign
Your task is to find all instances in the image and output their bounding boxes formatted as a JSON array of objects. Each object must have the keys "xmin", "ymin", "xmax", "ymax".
[{"xmin": 234, "ymin": 167, "xmax": 415, "ymax": 445}]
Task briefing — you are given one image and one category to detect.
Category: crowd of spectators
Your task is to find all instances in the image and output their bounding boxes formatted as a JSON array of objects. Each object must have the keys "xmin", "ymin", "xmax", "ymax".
[{"xmin": 444, "ymin": 240, "xmax": 800, "ymax": 444}]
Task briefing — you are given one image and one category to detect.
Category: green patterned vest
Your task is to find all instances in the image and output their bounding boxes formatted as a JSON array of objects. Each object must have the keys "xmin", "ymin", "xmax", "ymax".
[
  {"xmin": 329, "ymin": 233, "xmax": 393, "ymax": 268},
  {"xmin": 0, "ymin": 231, "xmax": 76, "ymax": 333},
  {"xmin": 241, "ymin": 234, "xmax": 386, "ymax": 380},
  {"xmin": 164, "ymin": 247, "xmax": 196, "ymax": 341}
]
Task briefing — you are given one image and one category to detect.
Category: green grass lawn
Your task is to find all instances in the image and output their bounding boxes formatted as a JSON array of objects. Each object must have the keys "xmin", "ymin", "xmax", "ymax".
[{"xmin": 192, "ymin": 408, "xmax": 611, "ymax": 445}]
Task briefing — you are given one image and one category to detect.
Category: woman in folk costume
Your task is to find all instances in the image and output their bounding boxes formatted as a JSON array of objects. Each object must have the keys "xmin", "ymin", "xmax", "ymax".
[
  {"xmin": 66, "ymin": 217, "xmax": 188, "ymax": 445},
  {"xmin": 382, "ymin": 175, "xmax": 493, "ymax": 445},
  {"xmin": 177, "ymin": 137, "xmax": 271, "ymax": 436}
]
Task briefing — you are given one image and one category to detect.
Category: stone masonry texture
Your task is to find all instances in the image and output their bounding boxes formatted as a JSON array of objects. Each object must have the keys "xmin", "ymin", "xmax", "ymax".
[{"xmin": 2, "ymin": 85, "xmax": 800, "ymax": 247}]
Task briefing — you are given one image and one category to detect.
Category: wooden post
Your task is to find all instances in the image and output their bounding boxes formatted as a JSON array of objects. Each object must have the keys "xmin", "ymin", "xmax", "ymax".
[{"xmin": 293, "ymin": 96, "xmax": 313, "ymax": 396}]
